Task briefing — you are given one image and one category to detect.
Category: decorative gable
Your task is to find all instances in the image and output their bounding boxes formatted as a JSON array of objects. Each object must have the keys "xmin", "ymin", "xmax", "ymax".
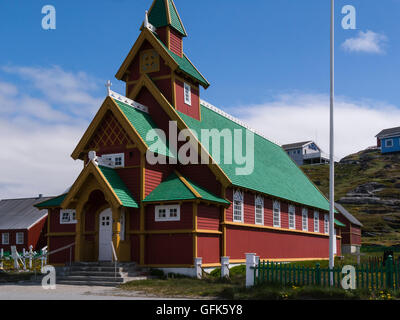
[{"xmin": 86, "ymin": 111, "xmax": 135, "ymax": 150}]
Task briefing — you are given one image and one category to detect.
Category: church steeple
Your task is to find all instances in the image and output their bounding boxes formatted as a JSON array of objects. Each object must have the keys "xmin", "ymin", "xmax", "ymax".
[{"xmin": 147, "ymin": 0, "xmax": 187, "ymax": 37}]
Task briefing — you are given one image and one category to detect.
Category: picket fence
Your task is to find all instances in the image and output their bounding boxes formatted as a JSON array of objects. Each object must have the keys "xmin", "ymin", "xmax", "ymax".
[{"xmin": 254, "ymin": 255, "xmax": 400, "ymax": 291}]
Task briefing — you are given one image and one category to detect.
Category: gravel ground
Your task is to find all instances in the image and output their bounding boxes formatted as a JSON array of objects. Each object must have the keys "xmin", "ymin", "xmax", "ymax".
[{"xmin": 0, "ymin": 282, "xmax": 188, "ymax": 300}]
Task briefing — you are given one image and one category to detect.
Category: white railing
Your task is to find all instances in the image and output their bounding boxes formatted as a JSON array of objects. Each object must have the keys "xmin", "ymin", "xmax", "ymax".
[{"xmin": 110, "ymin": 241, "xmax": 118, "ymax": 279}]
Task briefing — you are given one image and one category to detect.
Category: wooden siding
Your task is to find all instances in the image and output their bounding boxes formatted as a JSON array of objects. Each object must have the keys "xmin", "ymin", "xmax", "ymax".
[
  {"xmin": 170, "ymin": 29, "xmax": 183, "ymax": 56},
  {"xmin": 197, "ymin": 204, "xmax": 220, "ymax": 230},
  {"xmin": 145, "ymin": 203, "xmax": 193, "ymax": 231},
  {"xmin": 197, "ymin": 234, "xmax": 220, "ymax": 264},
  {"xmin": 145, "ymin": 234, "xmax": 193, "ymax": 265},
  {"xmin": 48, "ymin": 236, "xmax": 76, "ymax": 264},
  {"xmin": 175, "ymin": 79, "xmax": 200, "ymax": 120}
]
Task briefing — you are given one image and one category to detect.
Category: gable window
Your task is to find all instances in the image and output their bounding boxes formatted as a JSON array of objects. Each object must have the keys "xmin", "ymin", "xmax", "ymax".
[
  {"xmin": 155, "ymin": 205, "xmax": 180, "ymax": 222},
  {"xmin": 255, "ymin": 196, "xmax": 264, "ymax": 225},
  {"xmin": 60, "ymin": 209, "xmax": 77, "ymax": 224},
  {"xmin": 233, "ymin": 190, "xmax": 244, "ymax": 222},
  {"xmin": 100, "ymin": 153, "xmax": 125, "ymax": 168},
  {"xmin": 2, "ymin": 233, "xmax": 9, "ymax": 245},
  {"xmin": 273, "ymin": 201, "xmax": 281, "ymax": 228},
  {"xmin": 184, "ymin": 82, "xmax": 192, "ymax": 106},
  {"xmin": 16, "ymin": 232, "xmax": 24, "ymax": 245},
  {"xmin": 385, "ymin": 139, "xmax": 394, "ymax": 148},
  {"xmin": 324, "ymin": 214, "xmax": 329, "ymax": 234},
  {"xmin": 302, "ymin": 208, "xmax": 308, "ymax": 231},
  {"xmin": 314, "ymin": 211, "xmax": 320, "ymax": 233},
  {"xmin": 288, "ymin": 205, "xmax": 296, "ymax": 229}
]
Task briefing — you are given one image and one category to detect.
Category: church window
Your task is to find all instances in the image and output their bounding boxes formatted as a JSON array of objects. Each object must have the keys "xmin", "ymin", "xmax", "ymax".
[
  {"xmin": 60, "ymin": 209, "xmax": 77, "ymax": 224},
  {"xmin": 255, "ymin": 196, "xmax": 264, "ymax": 225},
  {"xmin": 155, "ymin": 205, "xmax": 180, "ymax": 222},
  {"xmin": 233, "ymin": 190, "xmax": 244, "ymax": 223},
  {"xmin": 184, "ymin": 82, "xmax": 192, "ymax": 106},
  {"xmin": 273, "ymin": 201, "xmax": 281, "ymax": 227}
]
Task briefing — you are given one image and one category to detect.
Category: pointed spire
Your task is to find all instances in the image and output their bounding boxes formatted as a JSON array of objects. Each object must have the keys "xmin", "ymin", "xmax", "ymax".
[{"xmin": 147, "ymin": 0, "xmax": 187, "ymax": 37}]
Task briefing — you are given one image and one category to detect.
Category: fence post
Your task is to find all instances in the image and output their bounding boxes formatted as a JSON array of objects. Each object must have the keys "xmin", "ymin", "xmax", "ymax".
[
  {"xmin": 194, "ymin": 257, "xmax": 202, "ymax": 279},
  {"xmin": 245, "ymin": 253, "xmax": 256, "ymax": 288},
  {"xmin": 386, "ymin": 255, "xmax": 394, "ymax": 290},
  {"xmin": 255, "ymin": 256, "xmax": 260, "ymax": 279},
  {"xmin": 221, "ymin": 256, "xmax": 230, "ymax": 278},
  {"xmin": 29, "ymin": 246, "xmax": 33, "ymax": 269},
  {"xmin": 316, "ymin": 263, "xmax": 321, "ymax": 286},
  {"xmin": 11, "ymin": 246, "xmax": 19, "ymax": 270},
  {"xmin": 0, "ymin": 248, "xmax": 3, "ymax": 269}
]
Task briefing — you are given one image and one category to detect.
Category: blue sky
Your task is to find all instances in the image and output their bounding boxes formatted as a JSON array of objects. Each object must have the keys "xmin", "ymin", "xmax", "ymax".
[{"xmin": 1, "ymin": 0, "xmax": 400, "ymax": 198}]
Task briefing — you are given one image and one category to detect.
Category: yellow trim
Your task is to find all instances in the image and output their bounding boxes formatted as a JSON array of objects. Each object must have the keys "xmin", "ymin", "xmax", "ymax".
[
  {"xmin": 171, "ymin": 72, "xmax": 176, "ymax": 108},
  {"xmin": 193, "ymin": 203, "xmax": 198, "ymax": 259},
  {"xmin": 202, "ymin": 263, "xmax": 221, "ymax": 268},
  {"xmin": 47, "ymin": 232, "xmax": 76, "ymax": 237},
  {"xmin": 128, "ymin": 229, "xmax": 222, "ymax": 235},
  {"xmin": 167, "ymin": 26, "xmax": 171, "ymax": 50},
  {"xmin": 140, "ymin": 153, "xmax": 146, "ymax": 265},
  {"xmin": 61, "ymin": 161, "xmax": 122, "ymax": 210},
  {"xmin": 223, "ymin": 221, "xmax": 338, "ymax": 238},
  {"xmin": 141, "ymin": 264, "xmax": 193, "ymax": 268},
  {"xmin": 116, "ymin": 28, "xmax": 179, "ymax": 80},
  {"xmin": 229, "ymin": 257, "xmax": 331, "ymax": 263},
  {"xmin": 128, "ymin": 73, "xmax": 231, "ymax": 188},
  {"xmin": 71, "ymin": 96, "xmax": 148, "ymax": 160},
  {"xmin": 221, "ymin": 186, "xmax": 227, "ymax": 257},
  {"xmin": 165, "ymin": 0, "xmax": 171, "ymax": 25},
  {"xmin": 140, "ymin": 49, "xmax": 160, "ymax": 74},
  {"xmin": 175, "ymin": 170, "xmax": 201, "ymax": 198}
]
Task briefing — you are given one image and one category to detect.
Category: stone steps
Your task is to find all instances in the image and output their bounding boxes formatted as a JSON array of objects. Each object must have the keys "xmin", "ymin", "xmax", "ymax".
[{"xmin": 56, "ymin": 262, "xmax": 149, "ymax": 287}]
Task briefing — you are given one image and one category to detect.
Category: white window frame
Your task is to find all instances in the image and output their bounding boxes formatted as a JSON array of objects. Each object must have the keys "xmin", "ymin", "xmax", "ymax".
[
  {"xmin": 302, "ymin": 208, "xmax": 308, "ymax": 231},
  {"xmin": 255, "ymin": 195, "xmax": 264, "ymax": 225},
  {"xmin": 155, "ymin": 205, "xmax": 181, "ymax": 222},
  {"xmin": 16, "ymin": 232, "xmax": 24, "ymax": 245},
  {"xmin": 273, "ymin": 201, "xmax": 281, "ymax": 228},
  {"xmin": 233, "ymin": 190, "xmax": 244, "ymax": 223},
  {"xmin": 288, "ymin": 205, "xmax": 296, "ymax": 230},
  {"xmin": 2, "ymin": 233, "xmax": 9, "ymax": 245},
  {"xmin": 324, "ymin": 214, "xmax": 329, "ymax": 234},
  {"xmin": 385, "ymin": 139, "xmax": 394, "ymax": 148},
  {"xmin": 100, "ymin": 153, "xmax": 125, "ymax": 168},
  {"xmin": 60, "ymin": 209, "xmax": 77, "ymax": 224},
  {"xmin": 184, "ymin": 82, "xmax": 192, "ymax": 106},
  {"xmin": 314, "ymin": 211, "xmax": 320, "ymax": 233}
]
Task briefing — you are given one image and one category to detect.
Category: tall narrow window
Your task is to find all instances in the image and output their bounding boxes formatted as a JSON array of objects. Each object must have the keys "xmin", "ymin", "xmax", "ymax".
[
  {"xmin": 273, "ymin": 201, "xmax": 281, "ymax": 227},
  {"xmin": 255, "ymin": 196, "xmax": 264, "ymax": 225},
  {"xmin": 2, "ymin": 233, "xmax": 9, "ymax": 245},
  {"xmin": 233, "ymin": 190, "xmax": 244, "ymax": 223},
  {"xmin": 288, "ymin": 205, "xmax": 296, "ymax": 229},
  {"xmin": 324, "ymin": 214, "xmax": 329, "ymax": 234},
  {"xmin": 16, "ymin": 232, "xmax": 24, "ymax": 245},
  {"xmin": 302, "ymin": 208, "xmax": 308, "ymax": 231},
  {"xmin": 184, "ymin": 82, "xmax": 192, "ymax": 106},
  {"xmin": 314, "ymin": 211, "xmax": 320, "ymax": 233}
]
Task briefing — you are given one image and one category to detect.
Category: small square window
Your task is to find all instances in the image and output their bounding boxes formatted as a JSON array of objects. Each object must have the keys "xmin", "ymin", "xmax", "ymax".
[
  {"xmin": 386, "ymin": 139, "xmax": 394, "ymax": 148},
  {"xmin": 60, "ymin": 210, "xmax": 77, "ymax": 224},
  {"xmin": 155, "ymin": 205, "xmax": 180, "ymax": 221}
]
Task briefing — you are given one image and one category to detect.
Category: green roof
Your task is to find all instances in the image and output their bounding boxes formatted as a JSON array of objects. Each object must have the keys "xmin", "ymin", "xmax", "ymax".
[
  {"xmin": 113, "ymin": 99, "xmax": 174, "ymax": 158},
  {"xmin": 334, "ymin": 219, "xmax": 346, "ymax": 227},
  {"xmin": 99, "ymin": 165, "xmax": 139, "ymax": 208},
  {"xmin": 148, "ymin": 0, "xmax": 187, "ymax": 37},
  {"xmin": 177, "ymin": 104, "xmax": 332, "ymax": 212},
  {"xmin": 153, "ymin": 34, "xmax": 209, "ymax": 88},
  {"xmin": 143, "ymin": 172, "xmax": 229, "ymax": 205},
  {"xmin": 35, "ymin": 194, "xmax": 67, "ymax": 208}
]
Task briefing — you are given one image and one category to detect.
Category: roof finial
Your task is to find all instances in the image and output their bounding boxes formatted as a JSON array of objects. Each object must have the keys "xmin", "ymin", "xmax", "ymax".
[
  {"xmin": 106, "ymin": 80, "xmax": 112, "ymax": 96},
  {"xmin": 144, "ymin": 10, "xmax": 156, "ymax": 33}
]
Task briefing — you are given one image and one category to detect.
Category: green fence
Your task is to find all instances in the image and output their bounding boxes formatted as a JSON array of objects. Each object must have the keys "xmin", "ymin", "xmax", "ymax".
[{"xmin": 254, "ymin": 256, "xmax": 400, "ymax": 291}]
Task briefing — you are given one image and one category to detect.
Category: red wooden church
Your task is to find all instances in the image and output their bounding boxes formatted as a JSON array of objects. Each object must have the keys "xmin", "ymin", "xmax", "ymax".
[{"xmin": 36, "ymin": 0, "xmax": 353, "ymax": 273}]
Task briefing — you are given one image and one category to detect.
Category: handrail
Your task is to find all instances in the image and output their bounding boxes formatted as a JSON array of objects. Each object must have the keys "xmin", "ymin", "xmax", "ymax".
[{"xmin": 110, "ymin": 241, "xmax": 118, "ymax": 279}]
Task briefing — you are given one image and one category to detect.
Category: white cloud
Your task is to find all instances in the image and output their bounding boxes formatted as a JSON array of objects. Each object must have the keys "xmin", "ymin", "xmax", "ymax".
[
  {"xmin": 0, "ymin": 65, "xmax": 103, "ymax": 200},
  {"xmin": 231, "ymin": 93, "xmax": 400, "ymax": 160},
  {"xmin": 342, "ymin": 30, "xmax": 388, "ymax": 54}
]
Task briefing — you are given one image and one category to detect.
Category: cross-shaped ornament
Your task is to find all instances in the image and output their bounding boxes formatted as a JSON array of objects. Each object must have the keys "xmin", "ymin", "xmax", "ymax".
[{"xmin": 106, "ymin": 80, "xmax": 112, "ymax": 95}]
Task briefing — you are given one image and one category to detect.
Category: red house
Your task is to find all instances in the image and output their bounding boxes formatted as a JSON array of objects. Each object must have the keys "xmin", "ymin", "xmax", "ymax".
[
  {"xmin": 0, "ymin": 197, "xmax": 49, "ymax": 252},
  {"xmin": 36, "ymin": 0, "xmax": 352, "ymax": 274}
]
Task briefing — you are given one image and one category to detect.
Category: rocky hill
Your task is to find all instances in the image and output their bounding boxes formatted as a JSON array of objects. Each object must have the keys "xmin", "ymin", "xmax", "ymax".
[{"xmin": 301, "ymin": 148, "xmax": 400, "ymax": 246}]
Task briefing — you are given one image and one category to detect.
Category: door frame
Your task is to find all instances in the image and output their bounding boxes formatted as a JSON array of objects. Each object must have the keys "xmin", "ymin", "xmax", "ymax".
[{"xmin": 98, "ymin": 208, "xmax": 113, "ymax": 261}]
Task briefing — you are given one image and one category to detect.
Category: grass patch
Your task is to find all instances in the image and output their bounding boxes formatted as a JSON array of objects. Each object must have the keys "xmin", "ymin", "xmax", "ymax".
[{"xmin": 0, "ymin": 270, "xmax": 34, "ymax": 283}]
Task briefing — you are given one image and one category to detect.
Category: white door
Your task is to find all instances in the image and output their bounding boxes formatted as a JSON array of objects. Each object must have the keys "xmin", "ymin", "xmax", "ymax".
[{"xmin": 99, "ymin": 208, "xmax": 113, "ymax": 261}]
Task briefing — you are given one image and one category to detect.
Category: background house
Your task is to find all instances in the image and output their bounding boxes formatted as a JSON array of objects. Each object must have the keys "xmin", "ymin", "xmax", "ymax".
[
  {"xmin": 282, "ymin": 141, "xmax": 329, "ymax": 166},
  {"xmin": 376, "ymin": 126, "xmax": 400, "ymax": 154},
  {"xmin": 335, "ymin": 203, "xmax": 362, "ymax": 254},
  {"xmin": 0, "ymin": 196, "xmax": 50, "ymax": 252}
]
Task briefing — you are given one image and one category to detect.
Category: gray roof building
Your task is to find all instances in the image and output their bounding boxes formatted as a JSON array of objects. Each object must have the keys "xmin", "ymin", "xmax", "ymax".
[
  {"xmin": 335, "ymin": 202, "xmax": 363, "ymax": 227},
  {"xmin": 0, "ymin": 196, "xmax": 51, "ymax": 230}
]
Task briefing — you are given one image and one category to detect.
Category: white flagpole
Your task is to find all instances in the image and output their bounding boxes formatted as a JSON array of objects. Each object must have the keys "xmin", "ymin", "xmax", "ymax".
[{"xmin": 329, "ymin": 0, "xmax": 335, "ymax": 286}]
